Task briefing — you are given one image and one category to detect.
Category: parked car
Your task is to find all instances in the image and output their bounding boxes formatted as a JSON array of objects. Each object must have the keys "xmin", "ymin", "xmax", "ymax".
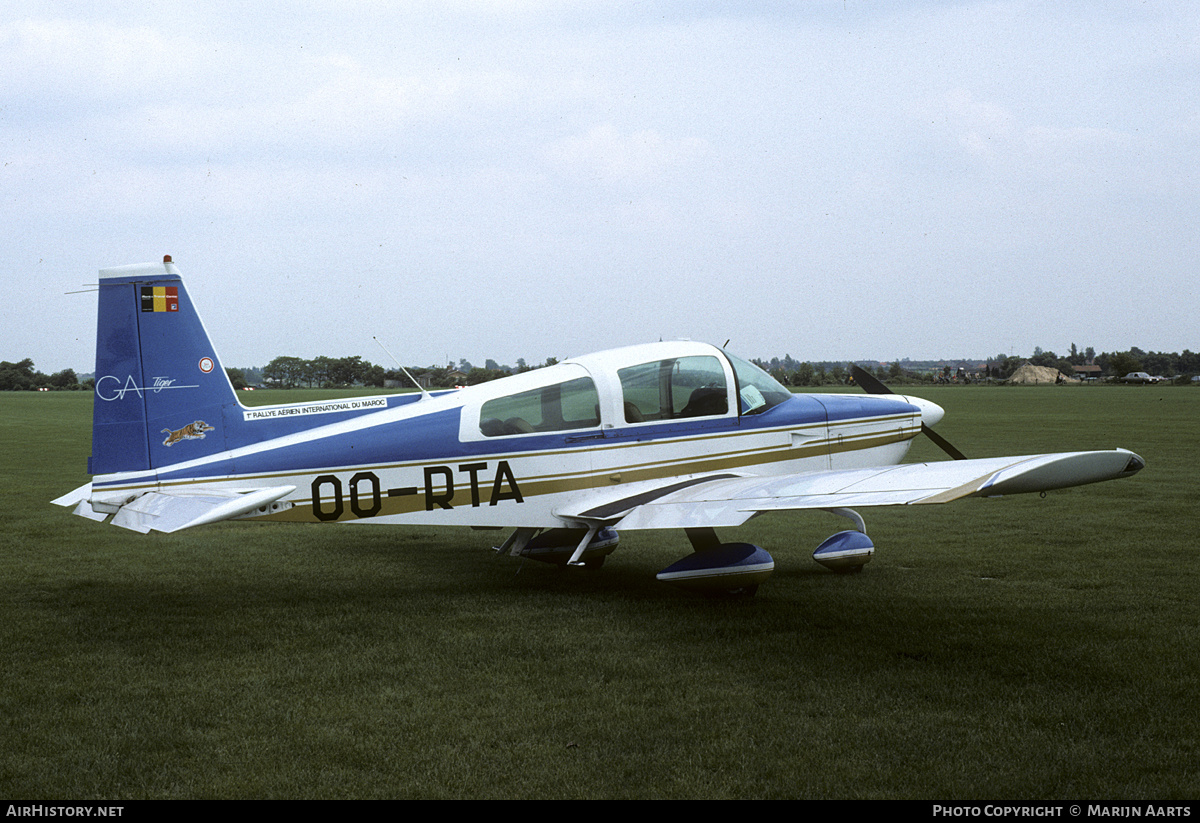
[{"xmin": 1119, "ymin": 372, "xmax": 1157, "ymax": 384}]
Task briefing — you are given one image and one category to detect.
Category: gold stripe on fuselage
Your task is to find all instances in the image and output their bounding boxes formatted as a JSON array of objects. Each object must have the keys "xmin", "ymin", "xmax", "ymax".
[
  {"xmin": 94, "ymin": 413, "xmax": 918, "ymax": 524},
  {"xmin": 257, "ymin": 416, "xmax": 917, "ymax": 523}
]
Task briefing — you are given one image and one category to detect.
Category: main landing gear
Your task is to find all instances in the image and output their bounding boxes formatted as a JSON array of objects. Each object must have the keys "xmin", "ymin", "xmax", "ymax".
[
  {"xmin": 810, "ymin": 508, "xmax": 875, "ymax": 574},
  {"xmin": 654, "ymin": 528, "xmax": 775, "ymax": 596},
  {"xmin": 496, "ymin": 508, "xmax": 875, "ymax": 596},
  {"xmin": 656, "ymin": 510, "xmax": 875, "ymax": 596},
  {"xmin": 494, "ymin": 527, "xmax": 619, "ymax": 569}
]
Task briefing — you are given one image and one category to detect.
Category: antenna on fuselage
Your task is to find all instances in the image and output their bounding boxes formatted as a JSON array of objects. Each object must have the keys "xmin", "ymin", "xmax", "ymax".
[{"xmin": 373, "ymin": 337, "xmax": 432, "ymax": 400}]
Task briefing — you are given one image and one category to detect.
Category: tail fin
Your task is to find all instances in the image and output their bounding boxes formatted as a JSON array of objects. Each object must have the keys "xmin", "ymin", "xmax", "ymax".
[{"xmin": 90, "ymin": 257, "xmax": 240, "ymax": 475}]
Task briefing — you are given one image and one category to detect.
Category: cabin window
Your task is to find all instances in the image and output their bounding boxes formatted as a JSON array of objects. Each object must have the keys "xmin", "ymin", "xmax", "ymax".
[
  {"xmin": 618, "ymin": 355, "xmax": 728, "ymax": 423},
  {"xmin": 479, "ymin": 377, "xmax": 601, "ymax": 437}
]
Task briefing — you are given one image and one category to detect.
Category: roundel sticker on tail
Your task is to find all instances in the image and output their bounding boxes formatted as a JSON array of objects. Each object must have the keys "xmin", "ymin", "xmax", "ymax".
[{"xmin": 199, "ymin": 357, "xmax": 214, "ymax": 373}]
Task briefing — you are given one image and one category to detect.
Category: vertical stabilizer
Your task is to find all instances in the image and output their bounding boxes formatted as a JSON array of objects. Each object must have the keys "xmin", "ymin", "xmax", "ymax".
[{"xmin": 90, "ymin": 258, "xmax": 240, "ymax": 475}]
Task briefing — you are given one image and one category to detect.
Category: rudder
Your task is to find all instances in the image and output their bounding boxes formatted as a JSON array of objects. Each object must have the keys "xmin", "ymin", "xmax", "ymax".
[{"xmin": 90, "ymin": 257, "xmax": 240, "ymax": 475}]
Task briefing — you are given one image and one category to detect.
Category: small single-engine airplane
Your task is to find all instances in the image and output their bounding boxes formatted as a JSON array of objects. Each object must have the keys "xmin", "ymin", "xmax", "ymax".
[{"xmin": 54, "ymin": 257, "xmax": 1144, "ymax": 595}]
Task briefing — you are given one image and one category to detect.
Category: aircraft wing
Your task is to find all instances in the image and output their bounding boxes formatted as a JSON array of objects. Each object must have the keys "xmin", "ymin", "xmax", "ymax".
[
  {"xmin": 568, "ymin": 449, "xmax": 1144, "ymax": 530},
  {"xmin": 53, "ymin": 483, "xmax": 296, "ymax": 534}
]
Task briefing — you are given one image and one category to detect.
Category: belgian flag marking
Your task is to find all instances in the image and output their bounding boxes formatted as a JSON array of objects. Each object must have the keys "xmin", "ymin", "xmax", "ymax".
[{"xmin": 140, "ymin": 286, "xmax": 179, "ymax": 313}]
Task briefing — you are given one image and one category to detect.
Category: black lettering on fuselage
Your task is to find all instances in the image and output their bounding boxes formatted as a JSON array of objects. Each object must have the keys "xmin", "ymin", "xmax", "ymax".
[
  {"xmin": 349, "ymin": 471, "xmax": 382, "ymax": 518},
  {"xmin": 489, "ymin": 460, "xmax": 524, "ymax": 506},
  {"xmin": 458, "ymin": 462, "xmax": 488, "ymax": 507},
  {"xmin": 423, "ymin": 466, "xmax": 455, "ymax": 510},
  {"xmin": 311, "ymin": 462, "xmax": 525, "ymax": 519},
  {"xmin": 423, "ymin": 461, "xmax": 523, "ymax": 510},
  {"xmin": 312, "ymin": 474, "xmax": 344, "ymax": 521}
]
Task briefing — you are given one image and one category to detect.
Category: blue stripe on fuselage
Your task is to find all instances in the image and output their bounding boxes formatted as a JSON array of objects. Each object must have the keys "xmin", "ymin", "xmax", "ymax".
[
  {"xmin": 99, "ymin": 392, "xmax": 916, "ymax": 488},
  {"xmin": 144, "ymin": 404, "xmax": 614, "ymax": 485}
]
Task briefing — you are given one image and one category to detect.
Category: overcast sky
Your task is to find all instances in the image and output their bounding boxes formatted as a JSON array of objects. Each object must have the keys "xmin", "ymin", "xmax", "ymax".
[{"xmin": 4, "ymin": 1, "xmax": 1197, "ymax": 374}]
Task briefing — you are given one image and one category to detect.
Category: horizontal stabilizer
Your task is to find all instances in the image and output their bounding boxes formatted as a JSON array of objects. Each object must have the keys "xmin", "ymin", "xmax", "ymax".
[
  {"xmin": 52, "ymin": 482, "xmax": 93, "ymax": 508},
  {"xmin": 64, "ymin": 486, "xmax": 296, "ymax": 533}
]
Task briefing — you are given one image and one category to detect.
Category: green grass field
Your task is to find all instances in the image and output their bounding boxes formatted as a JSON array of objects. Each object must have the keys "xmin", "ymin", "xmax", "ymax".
[{"xmin": 1, "ymin": 386, "xmax": 1197, "ymax": 798}]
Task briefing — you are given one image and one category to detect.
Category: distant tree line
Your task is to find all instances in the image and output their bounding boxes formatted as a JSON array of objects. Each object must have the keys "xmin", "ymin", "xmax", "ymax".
[
  {"xmin": 979, "ymin": 345, "xmax": 1199, "ymax": 382},
  {"xmin": 257, "ymin": 355, "xmax": 561, "ymax": 390},
  {"xmin": 260, "ymin": 355, "xmax": 385, "ymax": 389},
  {"xmin": 5, "ymin": 344, "xmax": 1197, "ymax": 391},
  {"xmin": 0, "ymin": 353, "xmax": 561, "ymax": 392},
  {"xmin": 752, "ymin": 345, "xmax": 1200, "ymax": 387},
  {"xmin": 0, "ymin": 359, "xmax": 88, "ymax": 391}
]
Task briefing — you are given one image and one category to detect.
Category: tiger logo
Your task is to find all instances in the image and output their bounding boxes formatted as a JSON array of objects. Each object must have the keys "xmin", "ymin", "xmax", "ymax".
[{"xmin": 161, "ymin": 420, "xmax": 215, "ymax": 446}]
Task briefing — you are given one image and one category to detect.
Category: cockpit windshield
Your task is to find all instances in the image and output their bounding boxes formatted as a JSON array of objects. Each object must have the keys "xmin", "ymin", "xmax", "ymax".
[{"xmin": 722, "ymin": 351, "xmax": 793, "ymax": 415}]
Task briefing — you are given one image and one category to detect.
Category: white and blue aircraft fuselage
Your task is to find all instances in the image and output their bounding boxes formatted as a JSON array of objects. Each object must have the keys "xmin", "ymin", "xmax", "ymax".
[{"xmin": 55, "ymin": 259, "xmax": 1144, "ymax": 594}]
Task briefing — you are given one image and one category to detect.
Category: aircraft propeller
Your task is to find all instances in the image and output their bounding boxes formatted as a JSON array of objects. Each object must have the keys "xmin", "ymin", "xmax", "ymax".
[{"xmin": 850, "ymin": 365, "xmax": 967, "ymax": 461}]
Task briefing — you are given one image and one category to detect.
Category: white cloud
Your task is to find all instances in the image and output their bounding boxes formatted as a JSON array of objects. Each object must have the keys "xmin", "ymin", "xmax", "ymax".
[
  {"xmin": 4, "ymin": 3, "xmax": 1200, "ymax": 371},
  {"xmin": 544, "ymin": 123, "xmax": 708, "ymax": 183}
]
